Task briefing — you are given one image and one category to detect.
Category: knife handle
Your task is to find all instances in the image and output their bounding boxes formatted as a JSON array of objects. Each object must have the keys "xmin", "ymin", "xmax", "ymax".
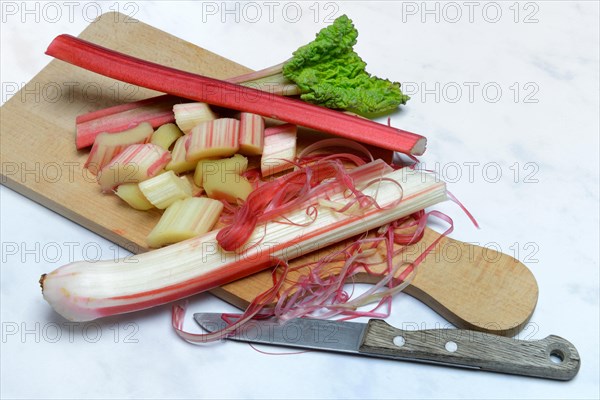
[{"xmin": 359, "ymin": 319, "xmax": 580, "ymax": 380}]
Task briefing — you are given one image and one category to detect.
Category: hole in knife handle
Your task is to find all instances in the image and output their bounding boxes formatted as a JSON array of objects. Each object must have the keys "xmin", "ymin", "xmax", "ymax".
[
  {"xmin": 445, "ymin": 341, "xmax": 458, "ymax": 353},
  {"xmin": 550, "ymin": 349, "xmax": 565, "ymax": 364},
  {"xmin": 393, "ymin": 336, "xmax": 405, "ymax": 347}
]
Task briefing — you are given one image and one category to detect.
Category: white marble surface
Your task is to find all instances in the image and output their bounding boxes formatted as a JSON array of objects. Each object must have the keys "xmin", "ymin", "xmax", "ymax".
[{"xmin": 1, "ymin": 1, "xmax": 598, "ymax": 398}]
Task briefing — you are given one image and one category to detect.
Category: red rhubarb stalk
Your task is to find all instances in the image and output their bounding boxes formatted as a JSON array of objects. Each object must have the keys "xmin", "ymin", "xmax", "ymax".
[
  {"xmin": 76, "ymin": 95, "xmax": 182, "ymax": 149},
  {"xmin": 46, "ymin": 35, "xmax": 426, "ymax": 156}
]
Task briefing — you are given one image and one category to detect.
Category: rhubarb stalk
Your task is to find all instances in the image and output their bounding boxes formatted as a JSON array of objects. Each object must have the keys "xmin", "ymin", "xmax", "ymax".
[
  {"xmin": 46, "ymin": 35, "xmax": 426, "ymax": 155},
  {"xmin": 40, "ymin": 166, "xmax": 445, "ymax": 321},
  {"xmin": 76, "ymin": 95, "xmax": 181, "ymax": 149}
]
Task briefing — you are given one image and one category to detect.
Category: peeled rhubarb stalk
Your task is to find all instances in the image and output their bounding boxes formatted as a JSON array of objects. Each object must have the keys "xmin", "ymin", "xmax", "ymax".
[
  {"xmin": 40, "ymin": 166, "xmax": 446, "ymax": 321},
  {"xmin": 97, "ymin": 143, "xmax": 171, "ymax": 192}
]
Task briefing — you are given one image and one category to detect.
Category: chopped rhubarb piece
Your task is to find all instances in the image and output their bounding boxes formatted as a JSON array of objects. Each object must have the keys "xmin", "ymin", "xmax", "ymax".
[
  {"xmin": 85, "ymin": 122, "xmax": 154, "ymax": 175},
  {"xmin": 261, "ymin": 124, "xmax": 297, "ymax": 177},
  {"xmin": 173, "ymin": 103, "xmax": 217, "ymax": 134},
  {"xmin": 204, "ymin": 173, "xmax": 253, "ymax": 203},
  {"xmin": 199, "ymin": 155, "xmax": 253, "ymax": 202},
  {"xmin": 76, "ymin": 95, "xmax": 180, "ymax": 149},
  {"xmin": 151, "ymin": 123, "xmax": 183, "ymax": 150},
  {"xmin": 146, "ymin": 197, "xmax": 223, "ymax": 248},
  {"xmin": 115, "ymin": 183, "xmax": 154, "ymax": 211},
  {"xmin": 97, "ymin": 143, "xmax": 171, "ymax": 192},
  {"xmin": 180, "ymin": 174, "xmax": 204, "ymax": 197},
  {"xmin": 139, "ymin": 170, "xmax": 193, "ymax": 209},
  {"xmin": 238, "ymin": 113, "xmax": 265, "ymax": 156},
  {"xmin": 185, "ymin": 118, "xmax": 240, "ymax": 162},
  {"xmin": 194, "ymin": 154, "xmax": 248, "ymax": 187},
  {"xmin": 165, "ymin": 135, "xmax": 196, "ymax": 174}
]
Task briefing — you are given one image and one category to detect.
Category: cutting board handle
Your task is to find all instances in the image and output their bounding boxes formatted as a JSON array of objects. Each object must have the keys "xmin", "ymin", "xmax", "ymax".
[{"xmin": 216, "ymin": 227, "xmax": 539, "ymax": 336}]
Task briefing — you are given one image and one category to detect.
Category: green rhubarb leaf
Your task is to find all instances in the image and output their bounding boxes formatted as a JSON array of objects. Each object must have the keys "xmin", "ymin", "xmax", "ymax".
[{"xmin": 282, "ymin": 15, "xmax": 410, "ymax": 115}]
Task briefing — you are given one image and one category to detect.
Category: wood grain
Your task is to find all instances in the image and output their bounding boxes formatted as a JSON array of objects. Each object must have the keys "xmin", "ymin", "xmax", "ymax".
[
  {"xmin": 359, "ymin": 319, "xmax": 580, "ymax": 380},
  {"xmin": 0, "ymin": 12, "xmax": 538, "ymax": 335}
]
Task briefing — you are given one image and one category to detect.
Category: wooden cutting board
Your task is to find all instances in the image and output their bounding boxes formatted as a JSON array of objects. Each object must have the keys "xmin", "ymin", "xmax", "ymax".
[{"xmin": 0, "ymin": 12, "xmax": 538, "ymax": 336}]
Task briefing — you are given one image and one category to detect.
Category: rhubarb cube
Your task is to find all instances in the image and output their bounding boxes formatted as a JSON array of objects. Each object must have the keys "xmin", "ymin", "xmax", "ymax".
[
  {"xmin": 185, "ymin": 118, "xmax": 240, "ymax": 162},
  {"xmin": 97, "ymin": 143, "xmax": 171, "ymax": 192},
  {"xmin": 238, "ymin": 112, "xmax": 265, "ymax": 155}
]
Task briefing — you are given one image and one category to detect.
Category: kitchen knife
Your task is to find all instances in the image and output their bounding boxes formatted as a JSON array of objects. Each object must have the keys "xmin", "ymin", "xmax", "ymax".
[{"xmin": 194, "ymin": 313, "xmax": 580, "ymax": 380}]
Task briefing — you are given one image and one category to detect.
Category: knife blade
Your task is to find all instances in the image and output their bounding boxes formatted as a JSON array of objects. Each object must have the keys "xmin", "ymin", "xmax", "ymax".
[{"xmin": 194, "ymin": 313, "xmax": 580, "ymax": 381}]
